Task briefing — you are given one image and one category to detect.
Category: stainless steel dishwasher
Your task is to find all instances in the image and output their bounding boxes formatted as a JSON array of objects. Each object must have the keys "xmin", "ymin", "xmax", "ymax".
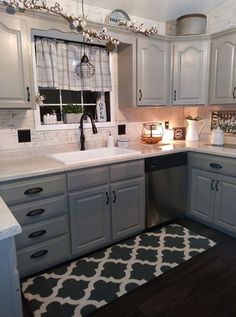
[{"xmin": 145, "ymin": 152, "xmax": 187, "ymax": 228}]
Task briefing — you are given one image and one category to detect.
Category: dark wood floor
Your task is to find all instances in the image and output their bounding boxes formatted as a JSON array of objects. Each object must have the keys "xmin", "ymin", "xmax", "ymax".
[{"xmin": 22, "ymin": 217, "xmax": 236, "ymax": 317}]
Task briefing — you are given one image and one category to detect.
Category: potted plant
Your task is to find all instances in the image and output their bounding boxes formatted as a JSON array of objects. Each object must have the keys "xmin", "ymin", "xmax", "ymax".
[{"xmin": 62, "ymin": 104, "xmax": 83, "ymax": 124}]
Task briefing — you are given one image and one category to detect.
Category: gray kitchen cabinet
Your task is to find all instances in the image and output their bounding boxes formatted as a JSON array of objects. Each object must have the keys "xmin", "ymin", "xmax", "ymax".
[
  {"xmin": 68, "ymin": 160, "xmax": 145, "ymax": 256},
  {"xmin": 172, "ymin": 39, "xmax": 210, "ymax": 105},
  {"xmin": 188, "ymin": 152, "xmax": 236, "ymax": 235},
  {"xmin": 69, "ymin": 186, "xmax": 111, "ymax": 256},
  {"xmin": 0, "ymin": 13, "xmax": 34, "ymax": 109},
  {"xmin": 0, "ymin": 237, "xmax": 22, "ymax": 317},
  {"xmin": 210, "ymin": 31, "xmax": 236, "ymax": 104},
  {"xmin": 117, "ymin": 33, "xmax": 137, "ymax": 108},
  {"xmin": 111, "ymin": 178, "xmax": 145, "ymax": 241},
  {"xmin": 137, "ymin": 37, "xmax": 170, "ymax": 106},
  {"xmin": 189, "ymin": 168, "xmax": 215, "ymax": 222},
  {"xmin": 214, "ymin": 174, "xmax": 236, "ymax": 232},
  {"xmin": 0, "ymin": 174, "xmax": 70, "ymax": 277}
]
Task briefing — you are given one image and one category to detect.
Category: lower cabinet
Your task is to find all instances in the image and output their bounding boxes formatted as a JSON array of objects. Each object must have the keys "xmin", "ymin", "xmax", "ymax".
[
  {"xmin": 188, "ymin": 152, "xmax": 236, "ymax": 235},
  {"xmin": 214, "ymin": 174, "xmax": 236, "ymax": 232},
  {"xmin": 0, "ymin": 160, "xmax": 145, "ymax": 277},
  {"xmin": 68, "ymin": 160, "xmax": 145, "ymax": 257},
  {"xmin": 0, "ymin": 237, "xmax": 22, "ymax": 317},
  {"xmin": 111, "ymin": 178, "xmax": 145, "ymax": 241},
  {"xmin": 69, "ymin": 185, "xmax": 111, "ymax": 256},
  {"xmin": 189, "ymin": 168, "xmax": 215, "ymax": 222}
]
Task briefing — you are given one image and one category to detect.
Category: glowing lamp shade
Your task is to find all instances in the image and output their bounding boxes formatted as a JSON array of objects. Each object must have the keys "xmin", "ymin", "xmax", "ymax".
[{"xmin": 141, "ymin": 122, "xmax": 164, "ymax": 144}]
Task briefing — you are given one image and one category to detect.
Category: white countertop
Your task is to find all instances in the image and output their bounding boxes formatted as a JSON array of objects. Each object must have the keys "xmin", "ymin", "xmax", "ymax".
[
  {"xmin": 1, "ymin": 140, "xmax": 236, "ymax": 240},
  {"xmin": 0, "ymin": 196, "xmax": 21, "ymax": 241}
]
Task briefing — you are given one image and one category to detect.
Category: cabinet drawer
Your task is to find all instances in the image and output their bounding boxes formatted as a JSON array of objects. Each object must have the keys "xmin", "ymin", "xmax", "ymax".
[
  {"xmin": 111, "ymin": 160, "xmax": 144, "ymax": 182},
  {"xmin": 188, "ymin": 152, "xmax": 236, "ymax": 177},
  {"xmin": 0, "ymin": 174, "xmax": 66, "ymax": 205},
  {"xmin": 9, "ymin": 195, "xmax": 67, "ymax": 226},
  {"xmin": 67, "ymin": 166, "xmax": 109, "ymax": 191},
  {"xmin": 15, "ymin": 215, "xmax": 68, "ymax": 249},
  {"xmin": 17, "ymin": 234, "xmax": 70, "ymax": 278}
]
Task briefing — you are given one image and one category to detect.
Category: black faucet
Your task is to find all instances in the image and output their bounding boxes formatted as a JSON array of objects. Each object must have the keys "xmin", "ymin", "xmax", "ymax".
[{"xmin": 79, "ymin": 113, "xmax": 98, "ymax": 151}]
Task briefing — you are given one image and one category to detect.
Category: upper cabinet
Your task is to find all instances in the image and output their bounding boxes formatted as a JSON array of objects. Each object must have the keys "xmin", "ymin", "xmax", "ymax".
[
  {"xmin": 0, "ymin": 14, "xmax": 34, "ymax": 109},
  {"xmin": 210, "ymin": 31, "xmax": 236, "ymax": 104},
  {"xmin": 137, "ymin": 37, "xmax": 171, "ymax": 106},
  {"xmin": 172, "ymin": 39, "xmax": 210, "ymax": 105},
  {"xmin": 117, "ymin": 33, "xmax": 137, "ymax": 108}
]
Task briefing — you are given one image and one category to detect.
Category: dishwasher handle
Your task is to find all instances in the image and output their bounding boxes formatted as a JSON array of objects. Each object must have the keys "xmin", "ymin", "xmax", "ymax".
[{"xmin": 145, "ymin": 152, "xmax": 187, "ymax": 172}]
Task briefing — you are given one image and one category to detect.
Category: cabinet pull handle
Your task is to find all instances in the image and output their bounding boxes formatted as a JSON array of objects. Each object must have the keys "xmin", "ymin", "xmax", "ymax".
[
  {"xmin": 233, "ymin": 87, "xmax": 236, "ymax": 99},
  {"xmin": 112, "ymin": 190, "xmax": 117, "ymax": 203},
  {"xmin": 105, "ymin": 192, "xmax": 109, "ymax": 205},
  {"xmin": 211, "ymin": 179, "xmax": 215, "ymax": 191},
  {"xmin": 28, "ymin": 230, "xmax": 47, "ymax": 239},
  {"xmin": 26, "ymin": 86, "xmax": 31, "ymax": 102},
  {"xmin": 24, "ymin": 187, "xmax": 43, "ymax": 195},
  {"xmin": 173, "ymin": 90, "xmax": 177, "ymax": 101},
  {"xmin": 139, "ymin": 89, "xmax": 142, "ymax": 101},
  {"xmin": 26, "ymin": 209, "xmax": 45, "ymax": 217},
  {"xmin": 215, "ymin": 180, "xmax": 219, "ymax": 192},
  {"xmin": 30, "ymin": 250, "xmax": 48, "ymax": 259},
  {"xmin": 210, "ymin": 163, "xmax": 222, "ymax": 169}
]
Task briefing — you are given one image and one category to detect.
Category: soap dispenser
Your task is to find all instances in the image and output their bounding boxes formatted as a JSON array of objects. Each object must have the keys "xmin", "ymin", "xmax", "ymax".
[{"xmin": 107, "ymin": 131, "xmax": 114, "ymax": 147}]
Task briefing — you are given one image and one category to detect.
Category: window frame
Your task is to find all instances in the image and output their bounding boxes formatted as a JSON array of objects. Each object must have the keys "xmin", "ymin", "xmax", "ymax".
[{"xmin": 31, "ymin": 29, "xmax": 116, "ymax": 131}]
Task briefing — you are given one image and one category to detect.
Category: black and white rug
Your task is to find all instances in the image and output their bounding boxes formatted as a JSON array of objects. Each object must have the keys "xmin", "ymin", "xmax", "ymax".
[{"xmin": 22, "ymin": 224, "xmax": 216, "ymax": 317}]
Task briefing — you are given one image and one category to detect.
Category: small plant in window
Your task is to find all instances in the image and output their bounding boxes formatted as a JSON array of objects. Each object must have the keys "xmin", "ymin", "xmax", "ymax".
[
  {"xmin": 62, "ymin": 104, "xmax": 83, "ymax": 114},
  {"xmin": 62, "ymin": 104, "xmax": 83, "ymax": 124}
]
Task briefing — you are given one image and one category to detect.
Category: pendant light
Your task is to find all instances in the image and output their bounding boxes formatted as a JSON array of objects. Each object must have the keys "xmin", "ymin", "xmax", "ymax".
[{"xmin": 75, "ymin": 0, "xmax": 95, "ymax": 79}]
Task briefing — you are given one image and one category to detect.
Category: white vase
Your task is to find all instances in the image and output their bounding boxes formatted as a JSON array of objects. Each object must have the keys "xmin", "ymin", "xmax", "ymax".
[
  {"xmin": 64, "ymin": 113, "xmax": 82, "ymax": 124},
  {"xmin": 186, "ymin": 119, "xmax": 205, "ymax": 141}
]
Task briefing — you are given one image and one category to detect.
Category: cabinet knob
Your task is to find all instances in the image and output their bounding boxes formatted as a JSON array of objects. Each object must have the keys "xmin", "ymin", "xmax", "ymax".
[
  {"xmin": 26, "ymin": 209, "xmax": 45, "ymax": 217},
  {"xmin": 105, "ymin": 192, "xmax": 109, "ymax": 205},
  {"xmin": 30, "ymin": 250, "xmax": 48, "ymax": 259},
  {"xmin": 112, "ymin": 190, "xmax": 117, "ymax": 203},
  {"xmin": 28, "ymin": 230, "xmax": 47, "ymax": 238},
  {"xmin": 139, "ymin": 89, "xmax": 142, "ymax": 101},
  {"xmin": 210, "ymin": 163, "xmax": 222, "ymax": 169},
  {"xmin": 233, "ymin": 87, "xmax": 236, "ymax": 99},
  {"xmin": 24, "ymin": 187, "xmax": 43, "ymax": 195},
  {"xmin": 173, "ymin": 90, "xmax": 177, "ymax": 101},
  {"xmin": 215, "ymin": 180, "xmax": 219, "ymax": 192},
  {"xmin": 211, "ymin": 179, "xmax": 215, "ymax": 191},
  {"xmin": 26, "ymin": 86, "xmax": 31, "ymax": 102}
]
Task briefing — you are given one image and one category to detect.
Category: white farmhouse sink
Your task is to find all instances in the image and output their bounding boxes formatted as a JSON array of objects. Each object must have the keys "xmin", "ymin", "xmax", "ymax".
[{"xmin": 49, "ymin": 147, "xmax": 141, "ymax": 165}]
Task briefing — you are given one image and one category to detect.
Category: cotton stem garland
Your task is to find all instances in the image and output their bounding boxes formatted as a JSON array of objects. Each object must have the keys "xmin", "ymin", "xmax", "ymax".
[{"xmin": 0, "ymin": 0, "xmax": 158, "ymax": 49}]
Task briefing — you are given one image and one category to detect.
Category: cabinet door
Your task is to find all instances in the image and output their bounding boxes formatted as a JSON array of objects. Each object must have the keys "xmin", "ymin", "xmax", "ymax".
[
  {"xmin": 111, "ymin": 177, "xmax": 145, "ymax": 241},
  {"xmin": 210, "ymin": 33, "xmax": 236, "ymax": 104},
  {"xmin": 189, "ymin": 168, "xmax": 215, "ymax": 223},
  {"xmin": 69, "ymin": 186, "xmax": 111, "ymax": 256},
  {"xmin": 137, "ymin": 38, "xmax": 170, "ymax": 106},
  {"xmin": 0, "ymin": 238, "xmax": 22, "ymax": 317},
  {"xmin": 172, "ymin": 40, "xmax": 209, "ymax": 105},
  {"xmin": 214, "ymin": 174, "xmax": 236, "ymax": 233},
  {"xmin": 0, "ymin": 14, "xmax": 33, "ymax": 108}
]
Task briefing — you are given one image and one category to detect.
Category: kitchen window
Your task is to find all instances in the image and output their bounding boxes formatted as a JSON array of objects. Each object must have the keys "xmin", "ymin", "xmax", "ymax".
[{"xmin": 33, "ymin": 36, "xmax": 115, "ymax": 131}]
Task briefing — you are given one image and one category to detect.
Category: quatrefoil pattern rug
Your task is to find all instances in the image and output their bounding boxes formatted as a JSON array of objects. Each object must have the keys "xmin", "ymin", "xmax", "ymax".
[{"xmin": 22, "ymin": 224, "xmax": 216, "ymax": 317}]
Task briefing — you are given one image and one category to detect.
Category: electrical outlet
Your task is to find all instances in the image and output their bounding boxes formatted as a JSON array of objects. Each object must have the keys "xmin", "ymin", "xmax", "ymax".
[
  {"xmin": 118, "ymin": 124, "xmax": 126, "ymax": 135},
  {"xmin": 18, "ymin": 129, "xmax": 31, "ymax": 143}
]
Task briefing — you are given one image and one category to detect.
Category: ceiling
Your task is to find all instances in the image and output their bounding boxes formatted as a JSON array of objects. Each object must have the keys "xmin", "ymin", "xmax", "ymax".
[{"xmin": 83, "ymin": 0, "xmax": 227, "ymax": 22}]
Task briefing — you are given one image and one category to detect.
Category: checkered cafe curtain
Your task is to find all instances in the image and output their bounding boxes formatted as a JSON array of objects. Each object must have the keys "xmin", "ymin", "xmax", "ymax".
[{"xmin": 35, "ymin": 37, "xmax": 112, "ymax": 91}]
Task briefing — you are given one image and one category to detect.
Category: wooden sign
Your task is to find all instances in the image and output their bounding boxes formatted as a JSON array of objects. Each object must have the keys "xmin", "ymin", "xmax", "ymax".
[
  {"xmin": 173, "ymin": 127, "xmax": 186, "ymax": 140},
  {"xmin": 96, "ymin": 95, "xmax": 107, "ymax": 122}
]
